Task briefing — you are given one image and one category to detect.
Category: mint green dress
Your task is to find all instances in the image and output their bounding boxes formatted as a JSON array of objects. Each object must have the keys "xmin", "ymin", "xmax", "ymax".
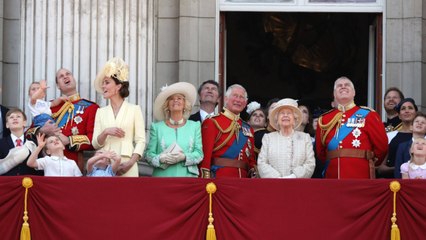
[{"xmin": 145, "ymin": 120, "xmax": 203, "ymax": 177}]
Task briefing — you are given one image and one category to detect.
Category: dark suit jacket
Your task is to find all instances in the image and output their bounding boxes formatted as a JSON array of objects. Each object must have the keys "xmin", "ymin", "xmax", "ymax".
[
  {"xmin": 1, "ymin": 105, "xmax": 10, "ymax": 138},
  {"xmin": 0, "ymin": 136, "xmax": 43, "ymax": 176},
  {"xmin": 394, "ymin": 139, "xmax": 413, "ymax": 178},
  {"xmin": 189, "ymin": 111, "xmax": 202, "ymax": 122}
]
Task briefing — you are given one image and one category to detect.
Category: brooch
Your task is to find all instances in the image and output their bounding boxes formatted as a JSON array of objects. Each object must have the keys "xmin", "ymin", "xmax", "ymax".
[
  {"xmin": 352, "ymin": 128, "xmax": 361, "ymax": 138},
  {"xmin": 352, "ymin": 139, "xmax": 361, "ymax": 148},
  {"xmin": 71, "ymin": 126, "xmax": 79, "ymax": 135},
  {"xmin": 74, "ymin": 116, "xmax": 83, "ymax": 125}
]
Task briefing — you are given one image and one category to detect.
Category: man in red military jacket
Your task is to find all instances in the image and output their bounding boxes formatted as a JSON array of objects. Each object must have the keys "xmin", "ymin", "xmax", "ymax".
[
  {"xmin": 27, "ymin": 68, "xmax": 99, "ymax": 171},
  {"xmin": 199, "ymin": 84, "xmax": 256, "ymax": 178},
  {"xmin": 315, "ymin": 77, "xmax": 388, "ymax": 179}
]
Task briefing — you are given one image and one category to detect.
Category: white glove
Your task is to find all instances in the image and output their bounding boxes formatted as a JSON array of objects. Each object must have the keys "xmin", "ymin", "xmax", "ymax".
[
  {"xmin": 159, "ymin": 153, "xmax": 173, "ymax": 164},
  {"xmin": 170, "ymin": 152, "xmax": 186, "ymax": 162},
  {"xmin": 162, "ymin": 152, "xmax": 186, "ymax": 165}
]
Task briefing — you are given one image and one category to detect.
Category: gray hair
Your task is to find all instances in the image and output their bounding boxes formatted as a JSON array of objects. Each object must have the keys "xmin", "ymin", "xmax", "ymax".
[
  {"xmin": 333, "ymin": 76, "xmax": 355, "ymax": 91},
  {"xmin": 224, "ymin": 84, "xmax": 248, "ymax": 108},
  {"xmin": 224, "ymin": 84, "xmax": 248, "ymax": 99},
  {"xmin": 273, "ymin": 107, "xmax": 297, "ymax": 130}
]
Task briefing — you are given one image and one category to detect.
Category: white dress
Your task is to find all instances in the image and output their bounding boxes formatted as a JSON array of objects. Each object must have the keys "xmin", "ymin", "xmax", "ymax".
[{"xmin": 257, "ymin": 131, "xmax": 315, "ymax": 178}]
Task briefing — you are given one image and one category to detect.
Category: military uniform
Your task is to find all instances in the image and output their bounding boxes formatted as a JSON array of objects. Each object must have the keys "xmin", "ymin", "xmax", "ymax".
[
  {"xmin": 315, "ymin": 103, "xmax": 388, "ymax": 179},
  {"xmin": 27, "ymin": 94, "xmax": 99, "ymax": 170},
  {"xmin": 384, "ymin": 117, "xmax": 402, "ymax": 132},
  {"xmin": 199, "ymin": 108, "xmax": 256, "ymax": 178}
]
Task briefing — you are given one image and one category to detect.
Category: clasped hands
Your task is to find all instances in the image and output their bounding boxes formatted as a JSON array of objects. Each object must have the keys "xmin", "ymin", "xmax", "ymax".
[{"xmin": 159, "ymin": 152, "xmax": 186, "ymax": 165}]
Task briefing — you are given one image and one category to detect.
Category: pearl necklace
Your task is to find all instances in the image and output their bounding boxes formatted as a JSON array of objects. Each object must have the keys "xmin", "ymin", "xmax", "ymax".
[{"xmin": 169, "ymin": 118, "xmax": 184, "ymax": 126}]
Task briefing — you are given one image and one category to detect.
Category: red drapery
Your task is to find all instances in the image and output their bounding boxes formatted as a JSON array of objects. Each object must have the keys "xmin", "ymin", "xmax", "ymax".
[{"xmin": 0, "ymin": 177, "xmax": 424, "ymax": 240}]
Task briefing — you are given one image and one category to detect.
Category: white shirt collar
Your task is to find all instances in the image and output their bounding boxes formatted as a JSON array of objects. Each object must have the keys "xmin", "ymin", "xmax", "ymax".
[
  {"xmin": 10, "ymin": 134, "xmax": 24, "ymax": 147},
  {"xmin": 50, "ymin": 156, "xmax": 69, "ymax": 161},
  {"xmin": 200, "ymin": 109, "xmax": 214, "ymax": 122},
  {"xmin": 409, "ymin": 162, "xmax": 426, "ymax": 170}
]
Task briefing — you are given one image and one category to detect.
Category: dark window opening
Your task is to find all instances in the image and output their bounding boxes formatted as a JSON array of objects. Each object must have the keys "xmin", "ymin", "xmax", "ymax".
[{"xmin": 225, "ymin": 12, "xmax": 379, "ymax": 113}]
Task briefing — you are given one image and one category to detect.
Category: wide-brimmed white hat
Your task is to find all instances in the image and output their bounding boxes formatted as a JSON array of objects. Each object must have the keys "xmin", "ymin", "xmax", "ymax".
[
  {"xmin": 268, "ymin": 98, "xmax": 302, "ymax": 130},
  {"xmin": 94, "ymin": 57, "xmax": 129, "ymax": 93},
  {"xmin": 153, "ymin": 82, "xmax": 197, "ymax": 121}
]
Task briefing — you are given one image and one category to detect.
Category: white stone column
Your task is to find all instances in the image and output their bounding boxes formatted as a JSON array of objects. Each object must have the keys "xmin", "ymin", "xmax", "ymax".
[
  {"xmin": 18, "ymin": 0, "xmax": 154, "ymax": 123},
  {"xmin": 2, "ymin": 0, "xmax": 20, "ymax": 107}
]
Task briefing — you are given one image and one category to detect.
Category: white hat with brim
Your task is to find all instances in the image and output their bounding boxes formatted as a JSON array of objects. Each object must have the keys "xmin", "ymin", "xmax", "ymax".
[
  {"xmin": 153, "ymin": 82, "xmax": 197, "ymax": 121},
  {"xmin": 268, "ymin": 98, "xmax": 303, "ymax": 130}
]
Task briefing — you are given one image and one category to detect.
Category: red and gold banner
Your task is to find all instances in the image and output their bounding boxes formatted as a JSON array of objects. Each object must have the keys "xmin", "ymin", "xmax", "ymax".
[{"xmin": 0, "ymin": 177, "xmax": 424, "ymax": 240}]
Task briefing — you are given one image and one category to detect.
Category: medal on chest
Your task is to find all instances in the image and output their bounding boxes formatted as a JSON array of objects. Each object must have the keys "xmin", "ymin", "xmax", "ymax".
[
  {"xmin": 76, "ymin": 106, "xmax": 85, "ymax": 114},
  {"xmin": 71, "ymin": 126, "xmax": 79, "ymax": 135},
  {"xmin": 74, "ymin": 115, "xmax": 83, "ymax": 125},
  {"xmin": 242, "ymin": 126, "xmax": 253, "ymax": 137},
  {"xmin": 351, "ymin": 127, "xmax": 362, "ymax": 148},
  {"xmin": 347, "ymin": 114, "xmax": 366, "ymax": 128}
]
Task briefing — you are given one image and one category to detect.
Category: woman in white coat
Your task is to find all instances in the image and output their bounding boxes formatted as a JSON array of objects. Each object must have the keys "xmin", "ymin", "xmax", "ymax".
[
  {"xmin": 257, "ymin": 98, "xmax": 315, "ymax": 178},
  {"xmin": 92, "ymin": 57, "xmax": 145, "ymax": 177}
]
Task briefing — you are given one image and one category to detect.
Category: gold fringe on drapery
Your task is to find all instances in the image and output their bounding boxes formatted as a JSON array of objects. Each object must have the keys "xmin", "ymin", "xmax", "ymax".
[
  {"xmin": 206, "ymin": 182, "xmax": 217, "ymax": 240},
  {"xmin": 21, "ymin": 177, "xmax": 33, "ymax": 240},
  {"xmin": 389, "ymin": 181, "xmax": 401, "ymax": 240}
]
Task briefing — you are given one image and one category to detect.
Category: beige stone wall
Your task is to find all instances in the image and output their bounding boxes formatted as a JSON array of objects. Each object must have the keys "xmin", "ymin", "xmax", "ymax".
[
  {"xmin": 2, "ymin": 0, "xmax": 424, "ymax": 115},
  {"xmin": 1, "ymin": 0, "xmax": 20, "ymax": 108},
  {"xmin": 386, "ymin": 0, "xmax": 424, "ymax": 111},
  {"xmin": 155, "ymin": 0, "xmax": 216, "ymax": 112}
]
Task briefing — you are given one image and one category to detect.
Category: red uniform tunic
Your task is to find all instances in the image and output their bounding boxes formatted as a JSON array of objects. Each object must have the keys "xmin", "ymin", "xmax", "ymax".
[
  {"xmin": 199, "ymin": 109, "xmax": 256, "ymax": 178},
  {"xmin": 27, "ymin": 94, "xmax": 99, "ymax": 169},
  {"xmin": 315, "ymin": 105, "xmax": 388, "ymax": 179}
]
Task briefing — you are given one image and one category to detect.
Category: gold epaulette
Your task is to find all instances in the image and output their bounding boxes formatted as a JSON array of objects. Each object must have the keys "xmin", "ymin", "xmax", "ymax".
[
  {"xmin": 210, "ymin": 115, "xmax": 242, "ymax": 152},
  {"xmin": 51, "ymin": 101, "xmax": 75, "ymax": 127},
  {"xmin": 211, "ymin": 117, "xmax": 235, "ymax": 134},
  {"xmin": 394, "ymin": 122, "xmax": 403, "ymax": 131},
  {"xmin": 318, "ymin": 110, "xmax": 343, "ymax": 147},
  {"xmin": 360, "ymin": 106, "xmax": 375, "ymax": 112}
]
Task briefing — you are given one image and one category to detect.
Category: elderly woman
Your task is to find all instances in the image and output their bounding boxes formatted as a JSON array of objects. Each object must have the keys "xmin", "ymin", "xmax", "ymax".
[
  {"xmin": 257, "ymin": 98, "xmax": 315, "ymax": 178},
  {"xmin": 92, "ymin": 57, "xmax": 146, "ymax": 177},
  {"xmin": 145, "ymin": 82, "xmax": 203, "ymax": 177}
]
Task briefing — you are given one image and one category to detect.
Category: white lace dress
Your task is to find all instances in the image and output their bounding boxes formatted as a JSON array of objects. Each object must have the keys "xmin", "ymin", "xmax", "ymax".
[{"xmin": 257, "ymin": 131, "xmax": 315, "ymax": 178}]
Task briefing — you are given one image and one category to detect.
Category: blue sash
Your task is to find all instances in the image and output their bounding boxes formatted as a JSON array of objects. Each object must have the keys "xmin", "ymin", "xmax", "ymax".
[
  {"xmin": 322, "ymin": 108, "xmax": 370, "ymax": 177},
  {"xmin": 211, "ymin": 122, "xmax": 249, "ymax": 175},
  {"xmin": 56, "ymin": 100, "xmax": 91, "ymax": 127},
  {"xmin": 57, "ymin": 108, "xmax": 76, "ymax": 128}
]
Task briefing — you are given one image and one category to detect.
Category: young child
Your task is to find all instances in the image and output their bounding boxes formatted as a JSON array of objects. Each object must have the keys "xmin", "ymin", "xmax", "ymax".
[
  {"xmin": 28, "ymin": 80, "xmax": 68, "ymax": 127},
  {"xmin": 27, "ymin": 133, "xmax": 82, "ymax": 176},
  {"xmin": 0, "ymin": 108, "xmax": 41, "ymax": 176},
  {"xmin": 401, "ymin": 138, "xmax": 426, "ymax": 179},
  {"xmin": 394, "ymin": 112, "xmax": 426, "ymax": 178},
  {"xmin": 86, "ymin": 150, "xmax": 121, "ymax": 177}
]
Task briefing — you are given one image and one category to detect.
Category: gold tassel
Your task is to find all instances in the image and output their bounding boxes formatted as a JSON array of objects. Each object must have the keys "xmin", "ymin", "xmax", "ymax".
[
  {"xmin": 389, "ymin": 181, "xmax": 401, "ymax": 240},
  {"xmin": 21, "ymin": 177, "xmax": 33, "ymax": 240},
  {"xmin": 206, "ymin": 182, "xmax": 217, "ymax": 240}
]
